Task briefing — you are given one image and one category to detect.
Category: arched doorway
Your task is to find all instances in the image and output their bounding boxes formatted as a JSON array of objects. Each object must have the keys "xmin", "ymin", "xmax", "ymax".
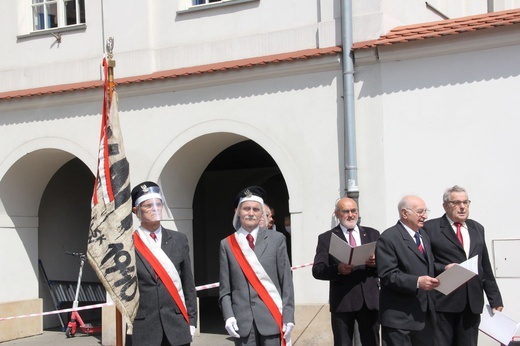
[
  {"xmin": 0, "ymin": 147, "xmax": 97, "ymax": 331},
  {"xmin": 38, "ymin": 158, "xmax": 98, "ymax": 329},
  {"xmin": 192, "ymin": 140, "xmax": 290, "ymax": 333}
]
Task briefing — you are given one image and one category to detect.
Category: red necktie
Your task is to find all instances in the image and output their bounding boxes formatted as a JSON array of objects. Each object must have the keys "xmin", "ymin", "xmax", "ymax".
[
  {"xmin": 149, "ymin": 232, "xmax": 159, "ymax": 279},
  {"xmin": 246, "ymin": 234, "xmax": 255, "ymax": 250},
  {"xmin": 414, "ymin": 232, "xmax": 424, "ymax": 254},
  {"xmin": 348, "ymin": 229, "xmax": 357, "ymax": 247},
  {"xmin": 454, "ymin": 222, "xmax": 464, "ymax": 246}
]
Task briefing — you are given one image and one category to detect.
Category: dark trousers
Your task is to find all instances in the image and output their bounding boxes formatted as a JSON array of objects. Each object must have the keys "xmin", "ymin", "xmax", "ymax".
[
  {"xmin": 382, "ymin": 311, "xmax": 434, "ymax": 346},
  {"xmin": 434, "ymin": 305, "xmax": 480, "ymax": 346},
  {"xmin": 126, "ymin": 331, "xmax": 190, "ymax": 346},
  {"xmin": 234, "ymin": 321, "xmax": 280, "ymax": 346},
  {"xmin": 331, "ymin": 304, "xmax": 379, "ymax": 346}
]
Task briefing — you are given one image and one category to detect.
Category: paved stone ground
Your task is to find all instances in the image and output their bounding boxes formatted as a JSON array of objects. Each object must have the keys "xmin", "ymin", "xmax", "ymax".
[{"xmin": 0, "ymin": 330, "xmax": 231, "ymax": 346}]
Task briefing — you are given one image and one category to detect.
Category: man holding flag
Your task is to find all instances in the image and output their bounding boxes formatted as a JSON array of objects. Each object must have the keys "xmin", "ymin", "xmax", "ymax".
[
  {"xmin": 219, "ymin": 186, "xmax": 295, "ymax": 346},
  {"xmin": 129, "ymin": 181, "xmax": 197, "ymax": 346}
]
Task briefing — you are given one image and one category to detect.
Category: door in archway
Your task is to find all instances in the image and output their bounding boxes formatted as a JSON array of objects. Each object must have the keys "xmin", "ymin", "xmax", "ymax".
[{"xmin": 192, "ymin": 140, "xmax": 290, "ymax": 333}]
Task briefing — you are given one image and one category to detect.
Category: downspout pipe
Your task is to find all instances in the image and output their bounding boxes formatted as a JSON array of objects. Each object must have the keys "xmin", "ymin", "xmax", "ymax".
[{"xmin": 341, "ymin": 0, "xmax": 359, "ymax": 200}]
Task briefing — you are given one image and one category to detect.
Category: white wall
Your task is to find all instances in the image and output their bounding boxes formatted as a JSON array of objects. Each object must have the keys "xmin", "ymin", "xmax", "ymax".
[
  {"xmin": 5, "ymin": 0, "xmax": 520, "ymax": 92},
  {"xmin": 0, "ymin": 54, "xmax": 346, "ymax": 306},
  {"xmin": 354, "ymin": 33, "xmax": 520, "ymax": 345},
  {"xmin": 2, "ymin": 1, "xmax": 520, "ymax": 343}
]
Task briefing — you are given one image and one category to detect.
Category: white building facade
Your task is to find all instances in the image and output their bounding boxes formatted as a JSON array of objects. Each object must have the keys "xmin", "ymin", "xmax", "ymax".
[{"xmin": 1, "ymin": 0, "xmax": 519, "ymax": 344}]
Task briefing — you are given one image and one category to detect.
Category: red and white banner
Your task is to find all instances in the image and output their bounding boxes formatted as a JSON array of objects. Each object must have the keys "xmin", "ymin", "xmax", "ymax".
[{"xmin": 87, "ymin": 58, "xmax": 139, "ymax": 334}]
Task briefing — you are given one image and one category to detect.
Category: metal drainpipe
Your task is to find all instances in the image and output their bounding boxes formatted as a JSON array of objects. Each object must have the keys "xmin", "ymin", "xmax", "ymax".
[{"xmin": 341, "ymin": 0, "xmax": 359, "ymax": 201}]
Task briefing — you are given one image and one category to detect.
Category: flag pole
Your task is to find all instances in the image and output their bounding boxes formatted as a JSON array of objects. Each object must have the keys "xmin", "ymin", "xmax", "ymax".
[
  {"xmin": 105, "ymin": 37, "xmax": 123, "ymax": 346},
  {"xmin": 106, "ymin": 38, "xmax": 116, "ymax": 105}
]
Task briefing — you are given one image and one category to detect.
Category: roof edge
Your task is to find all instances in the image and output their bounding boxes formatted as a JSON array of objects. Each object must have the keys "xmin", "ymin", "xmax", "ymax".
[
  {"xmin": 352, "ymin": 8, "xmax": 520, "ymax": 51},
  {"xmin": 0, "ymin": 46, "xmax": 342, "ymax": 101}
]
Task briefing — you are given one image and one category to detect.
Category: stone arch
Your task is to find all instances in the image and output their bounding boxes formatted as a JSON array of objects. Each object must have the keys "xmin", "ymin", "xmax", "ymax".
[{"xmin": 148, "ymin": 120, "xmax": 302, "ymax": 214}]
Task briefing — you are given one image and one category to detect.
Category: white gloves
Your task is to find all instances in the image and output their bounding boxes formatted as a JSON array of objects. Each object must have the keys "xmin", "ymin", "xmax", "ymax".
[
  {"xmin": 283, "ymin": 322, "xmax": 294, "ymax": 340},
  {"xmin": 225, "ymin": 317, "xmax": 293, "ymax": 340},
  {"xmin": 225, "ymin": 317, "xmax": 240, "ymax": 338},
  {"xmin": 190, "ymin": 325, "xmax": 196, "ymax": 338}
]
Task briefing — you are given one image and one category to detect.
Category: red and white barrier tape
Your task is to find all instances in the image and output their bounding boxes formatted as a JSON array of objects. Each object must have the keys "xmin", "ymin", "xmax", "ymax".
[
  {"xmin": 196, "ymin": 282, "xmax": 220, "ymax": 291},
  {"xmin": 0, "ymin": 262, "xmax": 314, "ymax": 321},
  {"xmin": 195, "ymin": 262, "xmax": 314, "ymax": 291},
  {"xmin": 0, "ymin": 302, "xmax": 114, "ymax": 321},
  {"xmin": 291, "ymin": 262, "xmax": 313, "ymax": 270}
]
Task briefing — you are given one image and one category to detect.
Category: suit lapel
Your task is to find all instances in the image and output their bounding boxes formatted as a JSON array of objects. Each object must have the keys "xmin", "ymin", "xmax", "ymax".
[
  {"xmin": 332, "ymin": 226, "xmax": 347, "ymax": 242},
  {"xmin": 254, "ymin": 228, "xmax": 268, "ymax": 258},
  {"xmin": 397, "ymin": 222, "xmax": 426, "ymax": 262},
  {"xmin": 359, "ymin": 226, "xmax": 369, "ymax": 245},
  {"xmin": 466, "ymin": 220, "xmax": 479, "ymax": 257},
  {"xmin": 161, "ymin": 228, "xmax": 173, "ymax": 255},
  {"xmin": 440, "ymin": 215, "xmax": 464, "ymax": 251}
]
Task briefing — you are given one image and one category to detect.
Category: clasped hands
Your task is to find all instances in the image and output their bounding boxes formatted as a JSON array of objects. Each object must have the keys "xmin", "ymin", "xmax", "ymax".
[{"xmin": 225, "ymin": 317, "xmax": 294, "ymax": 340}]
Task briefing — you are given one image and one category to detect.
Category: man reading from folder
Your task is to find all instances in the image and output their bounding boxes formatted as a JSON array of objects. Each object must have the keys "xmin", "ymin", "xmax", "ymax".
[
  {"xmin": 219, "ymin": 186, "xmax": 295, "ymax": 346},
  {"xmin": 423, "ymin": 185, "xmax": 503, "ymax": 346},
  {"xmin": 312, "ymin": 197, "xmax": 380, "ymax": 346}
]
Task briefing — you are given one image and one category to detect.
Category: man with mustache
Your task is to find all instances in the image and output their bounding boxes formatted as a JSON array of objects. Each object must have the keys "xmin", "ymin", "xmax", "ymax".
[
  {"xmin": 219, "ymin": 186, "xmax": 295, "ymax": 346},
  {"xmin": 312, "ymin": 197, "xmax": 380, "ymax": 346}
]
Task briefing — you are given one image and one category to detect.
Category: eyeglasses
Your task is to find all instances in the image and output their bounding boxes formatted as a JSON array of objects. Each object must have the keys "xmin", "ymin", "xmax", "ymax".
[
  {"xmin": 447, "ymin": 200, "xmax": 471, "ymax": 207},
  {"xmin": 338, "ymin": 209, "xmax": 358, "ymax": 215},
  {"xmin": 140, "ymin": 201, "xmax": 163, "ymax": 210},
  {"xmin": 407, "ymin": 208, "xmax": 430, "ymax": 216}
]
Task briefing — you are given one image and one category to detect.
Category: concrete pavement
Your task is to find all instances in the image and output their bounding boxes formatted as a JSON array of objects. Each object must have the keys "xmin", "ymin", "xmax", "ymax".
[
  {"xmin": 0, "ymin": 330, "xmax": 231, "ymax": 345},
  {"xmin": 0, "ymin": 303, "xmax": 334, "ymax": 345}
]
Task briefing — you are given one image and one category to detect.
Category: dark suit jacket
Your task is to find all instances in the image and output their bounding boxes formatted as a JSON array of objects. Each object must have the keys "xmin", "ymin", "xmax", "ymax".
[
  {"xmin": 130, "ymin": 228, "xmax": 197, "ymax": 346},
  {"xmin": 423, "ymin": 215, "xmax": 503, "ymax": 314},
  {"xmin": 312, "ymin": 225, "xmax": 380, "ymax": 312},
  {"xmin": 219, "ymin": 229, "xmax": 295, "ymax": 337},
  {"xmin": 376, "ymin": 222, "xmax": 435, "ymax": 331}
]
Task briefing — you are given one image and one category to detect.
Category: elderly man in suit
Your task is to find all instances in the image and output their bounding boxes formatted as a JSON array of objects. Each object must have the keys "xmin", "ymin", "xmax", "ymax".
[
  {"xmin": 219, "ymin": 186, "xmax": 295, "ymax": 346},
  {"xmin": 423, "ymin": 185, "xmax": 503, "ymax": 346},
  {"xmin": 376, "ymin": 195, "xmax": 439, "ymax": 346},
  {"xmin": 312, "ymin": 197, "xmax": 380, "ymax": 346},
  {"xmin": 128, "ymin": 181, "xmax": 197, "ymax": 346}
]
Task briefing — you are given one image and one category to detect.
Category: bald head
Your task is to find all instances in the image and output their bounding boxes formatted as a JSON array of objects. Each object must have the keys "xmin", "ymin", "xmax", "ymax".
[
  {"xmin": 335, "ymin": 197, "xmax": 359, "ymax": 229},
  {"xmin": 398, "ymin": 195, "xmax": 429, "ymax": 231}
]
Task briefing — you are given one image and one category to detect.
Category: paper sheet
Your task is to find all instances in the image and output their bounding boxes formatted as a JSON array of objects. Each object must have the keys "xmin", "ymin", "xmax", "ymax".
[
  {"xmin": 435, "ymin": 255, "xmax": 478, "ymax": 295},
  {"xmin": 479, "ymin": 305, "xmax": 520, "ymax": 345},
  {"xmin": 328, "ymin": 233, "xmax": 376, "ymax": 266}
]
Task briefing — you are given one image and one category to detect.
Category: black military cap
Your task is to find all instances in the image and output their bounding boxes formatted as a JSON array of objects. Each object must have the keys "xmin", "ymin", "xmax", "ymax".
[
  {"xmin": 131, "ymin": 181, "xmax": 161, "ymax": 207},
  {"xmin": 233, "ymin": 186, "xmax": 267, "ymax": 208}
]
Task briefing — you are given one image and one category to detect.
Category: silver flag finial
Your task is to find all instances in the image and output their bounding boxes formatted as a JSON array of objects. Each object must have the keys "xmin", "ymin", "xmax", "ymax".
[{"xmin": 106, "ymin": 37, "xmax": 114, "ymax": 59}]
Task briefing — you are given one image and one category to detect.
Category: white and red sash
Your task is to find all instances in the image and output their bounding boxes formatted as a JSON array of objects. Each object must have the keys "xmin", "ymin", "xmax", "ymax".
[
  {"xmin": 133, "ymin": 229, "xmax": 189, "ymax": 325},
  {"xmin": 227, "ymin": 232, "xmax": 289, "ymax": 346}
]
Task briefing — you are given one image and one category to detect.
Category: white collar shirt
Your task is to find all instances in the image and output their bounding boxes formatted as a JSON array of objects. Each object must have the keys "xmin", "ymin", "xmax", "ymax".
[
  {"xmin": 238, "ymin": 227, "xmax": 259, "ymax": 246},
  {"xmin": 339, "ymin": 224, "xmax": 361, "ymax": 246},
  {"xmin": 140, "ymin": 225, "xmax": 163, "ymax": 245},
  {"xmin": 446, "ymin": 216, "xmax": 470, "ymax": 258}
]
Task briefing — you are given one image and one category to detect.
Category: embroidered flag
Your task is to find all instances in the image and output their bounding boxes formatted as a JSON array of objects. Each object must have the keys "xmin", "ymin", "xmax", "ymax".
[{"xmin": 87, "ymin": 58, "xmax": 139, "ymax": 334}]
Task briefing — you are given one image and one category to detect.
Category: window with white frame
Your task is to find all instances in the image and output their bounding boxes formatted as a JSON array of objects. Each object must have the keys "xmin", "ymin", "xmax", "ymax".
[
  {"xmin": 177, "ymin": 0, "xmax": 258, "ymax": 12},
  {"xmin": 193, "ymin": 0, "xmax": 224, "ymax": 5},
  {"xmin": 32, "ymin": 0, "xmax": 85, "ymax": 31}
]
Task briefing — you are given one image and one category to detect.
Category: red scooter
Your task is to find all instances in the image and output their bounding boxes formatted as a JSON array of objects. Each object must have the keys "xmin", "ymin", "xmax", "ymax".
[{"xmin": 65, "ymin": 252, "xmax": 102, "ymax": 338}]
